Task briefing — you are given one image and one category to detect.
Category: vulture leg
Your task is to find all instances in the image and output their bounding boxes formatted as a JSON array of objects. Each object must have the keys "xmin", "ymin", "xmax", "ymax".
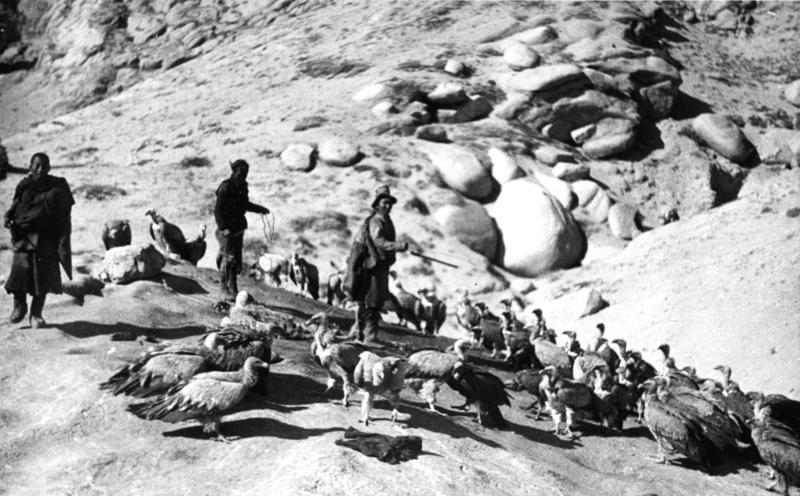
[
  {"xmin": 550, "ymin": 408, "xmax": 563, "ymax": 434},
  {"xmin": 203, "ymin": 417, "xmax": 232, "ymax": 443},
  {"xmin": 388, "ymin": 392, "xmax": 401, "ymax": 423},
  {"xmin": 360, "ymin": 392, "xmax": 374, "ymax": 426},
  {"xmin": 523, "ymin": 402, "xmax": 542, "ymax": 420},
  {"xmin": 647, "ymin": 439, "xmax": 670, "ymax": 464},
  {"xmin": 636, "ymin": 398, "xmax": 645, "ymax": 424},
  {"xmin": 420, "ymin": 380, "xmax": 440, "ymax": 413},
  {"xmin": 563, "ymin": 407, "xmax": 577, "ymax": 438},
  {"xmin": 765, "ymin": 472, "xmax": 785, "ymax": 494}
]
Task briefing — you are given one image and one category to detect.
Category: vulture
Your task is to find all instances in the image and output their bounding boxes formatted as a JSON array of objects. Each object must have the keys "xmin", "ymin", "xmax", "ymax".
[
  {"xmin": 289, "ymin": 253, "xmax": 320, "ymax": 300},
  {"xmin": 100, "ymin": 334, "xmax": 220, "ymax": 397},
  {"xmin": 471, "ymin": 303, "xmax": 505, "ymax": 358},
  {"xmin": 447, "ymin": 363, "xmax": 511, "ymax": 429},
  {"xmin": 183, "ymin": 224, "xmax": 207, "ymax": 265},
  {"xmin": 127, "ymin": 356, "xmax": 270, "ymax": 441},
  {"xmin": 573, "ymin": 351, "xmax": 612, "ymax": 387},
  {"xmin": 404, "ymin": 349, "xmax": 462, "ymax": 413},
  {"xmin": 417, "ymin": 288, "xmax": 447, "ymax": 336},
  {"xmin": 101, "ymin": 219, "xmax": 131, "ymax": 250},
  {"xmin": 353, "ymin": 351, "xmax": 409, "ymax": 426},
  {"xmin": 530, "ymin": 336, "xmax": 571, "ymax": 377},
  {"xmin": 454, "ymin": 293, "xmax": 481, "ymax": 334},
  {"xmin": 308, "ymin": 312, "xmax": 365, "ymax": 406},
  {"xmin": 203, "ymin": 322, "xmax": 274, "ymax": 395},
  {"xmin": 145, "ymin": 208, "xmax": 187, "ymax": 259},
  {"xmin": 749, "ymin": 397, "xmax": 800, "ymax": 495},
  {"xmin": 661, "ymin": 358, "xmax": 700, "ymax": 390},
  {"xmin": 325, "ymin": 262, "xmax": 346, "ymax": 306},
  {"xmin": 505, "ymin": 368, "xmax": 548, "ymax": 419},
  {"xmin": 540, "ymin": 366, "xmax": 610, "ymax": 437},
  {"xmin": 642, "ymin": 379, "xmax": 738, "ymax": 469},
  {"xmin": 383, "ymin": 278, "xmax": 425, "ymax": 333},
  {"xmin": 561, "ymin": 330, "xmax": 583, "ymax": 359}
]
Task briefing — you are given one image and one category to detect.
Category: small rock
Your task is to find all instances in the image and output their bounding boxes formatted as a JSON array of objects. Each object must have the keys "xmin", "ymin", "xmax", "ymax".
[
  {"xmin": 491, "ymin": 92, "xmax": 530, "ymax": 120},
  {"xmin": 415, "ymin": 125, "xmax": 449, "ymax": 143},
  {"xmin": 280, "ymin": 143, "xmax": 317, "ymax": 172},
  {"xmin": 579, "ymin": 288, "xmax": 608, "ymax": 317},
  {"xmin": 437, "ymin": 109, "xmax": 459, "ymax": 123},
  {"xmin": 504, "ymin": 43, "xmax": 540, "ymax": 71},
  {"xmin": 352, "ymin": 83, "xmax": 393, "ymax": 104},
  {"xmin": 510, "ymin": 25, "xmax": 557, "ymax": 45},
  {"xmin": 371, "ymin": 100, "xmax": 398, "ymax": 119},
  {"xmin": 571, "ymin": 180, "xmax": 611, "ymax": 224},
  {"xmin": 582, "ymin": 131, "xmax": 636, "ymax": 159},
  {"xmin": 570, "ymin": 124, "xmax": 596, "ymax": 145},
  {"xmin": 318, "ymin": 137, "xmax": 361, "ymax": 167},
  {"xmin": 508, "ymin": 64, "xmax": 585, "ymax": 93},
  {"xmin": 691, "ymin": 113, "xmax": 756, "ymax": 164},
  {"xmin": 450, "ymin": 96, "xmax": 493, "ymax": 123},
  {"xmin": 785, "ymin": 80, "xmax": 800, "ymax": 107},
  {"xmin": 444, "ymin": 59, "xmax": 468, "ymax": 77},
  {"xmin": 607, "ymin": 203, "xmax": 640, "ymax": 240},
  {"xmin": 488, "ymin": 147, "xmax": 524, "ymax": 184},
  {"xmin": 552, "ymin": 162, "xmax": 590, "ymax": 182},
  {"xmin": 534, "ymin": 146, "xmax": 574, "ymax": 165},
  {"xmin": 427, "ymin": 83, "xmax": 469, "ymax": 107}
]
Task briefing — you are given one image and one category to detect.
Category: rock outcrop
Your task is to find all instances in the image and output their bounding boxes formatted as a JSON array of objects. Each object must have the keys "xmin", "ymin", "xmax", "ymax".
[{"xmin": 92, "ymin": 244, "xmax": 166, "ymax": 284}]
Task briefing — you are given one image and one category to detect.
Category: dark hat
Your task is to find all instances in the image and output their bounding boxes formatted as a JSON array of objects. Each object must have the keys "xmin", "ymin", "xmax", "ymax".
[
  {"xmin": 371, "ymin": 185, "xmax": 397, "ymax": 208},
  {"xmin": 596, "ymin": 322, "xmax": 605, "ymax": 332},
  {"xmin": 532, "ymin": 308, "xmax": 543, "ymax": 317}
]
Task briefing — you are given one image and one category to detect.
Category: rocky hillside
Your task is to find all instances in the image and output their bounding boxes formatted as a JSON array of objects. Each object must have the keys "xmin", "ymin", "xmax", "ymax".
[{"xmin": 0, "ymin": 1, "xmax": 799, "ymax": 493}]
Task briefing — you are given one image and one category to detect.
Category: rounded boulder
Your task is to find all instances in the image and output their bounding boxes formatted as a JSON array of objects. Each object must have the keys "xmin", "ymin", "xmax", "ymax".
[
  {"xmin": 691, "ymin": 113, "xmax": 756, "ymax": 164},
  {"xmin": 280, "ymin": 143, "xmax": 317, "ymax": 172},
  {"xmin": 434, "ymin": 201, "xmax": 498, "ymax": 260},
  {"xmin": 486, "ymin": 179, "xmax": 586, "ymax": 276},
  {"xmin": 504, "ymin": 43, "xmax": 540, "ymax": 71},
  {"xmin": 424, "ymin": 144, "xmax": 493, "ymax": 201},
  {"xmin": 785, "ymin": 80, "xmax": 800, "ymax": 107},
  {"xmin": 318, "ymin": 137, "xmax": 361, "ymax": 167}
]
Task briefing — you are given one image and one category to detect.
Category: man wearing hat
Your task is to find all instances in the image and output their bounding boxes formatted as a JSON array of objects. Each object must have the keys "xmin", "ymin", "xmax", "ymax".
[
  {"xmin": 214, "ymin": 159, "xmax": 269, "ymax": 299},
  {"xmin": 345, "ymin": 185, "xmax": 408, "ymax": 343}
]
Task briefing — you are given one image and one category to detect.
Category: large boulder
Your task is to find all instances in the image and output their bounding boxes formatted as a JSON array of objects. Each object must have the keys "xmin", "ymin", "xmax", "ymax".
[
  {"xmin": 433, "ymin": 201, "xmax": 498, "ymax": 260},
  {"xmin": 571, "ymin": 180, "xmax": 611, "ymax": 224},
  {"xmin": 553, "ymin": 162, "xmax": 590, "ymax": 182},
  {"xmin": 318, "ymin": 137, "xmax": 361, "ymax": 167},
  {"xmin": 423, "ymin": 144, "xmax": 493, "ymax": 201},
  {"xmin": 691, "ymin": 113, "xmax": 756, "ymax": 164},
  {"xmin": 510, "ymin": 25, "xmax": 557, "ymax": 45},
  {"xmin": 608, "ymin": 202, "xmax": 640, "ymax": 240},
  {"xmin": 280, "ymin": 143, "xmax": 317, "ymax": 172},
  {"xmin": 508, "ymin": 64, "xmax": 586, "ymax": 94},
  {"xmin": 488, "ymin": 147, "xmax": 524, "ymax": 184},
  {"xmin": 531, "ymin": 171, "xmax": 574, "ymax": 210},
  {"xmin": 486, "ymin": 179, "xmax": 586, "ymax": 276},
  {"xmin": 444, "ymin": 96, "xmax": 493, "ymax": 124},
  {"xmin": 785, "ymin": 80, "xmax": 800, "ymax": 107},
  {"xmin": 92, "ymin": 244, "xmax": 166, "ymax": 284},
  {"xmin": 503, "ymin": 43, "xmax": 540, "ymax": 71}
]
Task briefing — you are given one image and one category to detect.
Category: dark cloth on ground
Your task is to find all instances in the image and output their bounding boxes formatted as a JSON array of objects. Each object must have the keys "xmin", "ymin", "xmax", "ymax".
[
  {"xmin": 4, "ymin": 174, "xmax": 74, "ymax": 295},
  {"xmin": 334, "ymin": 427, "xmax": 422, "ymax": 464}
]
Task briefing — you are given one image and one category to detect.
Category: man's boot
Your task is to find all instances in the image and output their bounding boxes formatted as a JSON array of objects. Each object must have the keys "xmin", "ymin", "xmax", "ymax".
[
  {"xmin": 8, "ymin": 292, "xmax": 27, "ymax": 324},
  {"xmin": 29, "ymin": 294, "xmax": 46, "ymax": 329},
  {"xmin": 363, "ymin": 307, "xmax": 381, "ymax": 344}
]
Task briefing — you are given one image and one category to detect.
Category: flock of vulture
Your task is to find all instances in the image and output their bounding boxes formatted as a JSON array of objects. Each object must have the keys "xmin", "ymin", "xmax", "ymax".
[
  {"xmin": 101, "ymin": 210, "xmax": 208, "ymax": 265},
  {"xmin": 98, "ymin": 283, "xmax": 800, "ymax": 494}
]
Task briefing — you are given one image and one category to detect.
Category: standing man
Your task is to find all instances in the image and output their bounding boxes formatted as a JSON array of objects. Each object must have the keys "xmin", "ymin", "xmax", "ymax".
[
  {"xmin": 4, "ymin": 152, "xmax": 74, "ymax": 328},
  {"xmin": 214, "ymin": 159, "xmax": 269, "ymax": 300},
  {"xmin": 344, "ymin": 185, "xmax": 408, "ymax": 344}
]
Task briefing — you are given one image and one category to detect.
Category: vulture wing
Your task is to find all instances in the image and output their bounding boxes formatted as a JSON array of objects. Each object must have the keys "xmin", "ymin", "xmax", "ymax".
[
  {"xmin": 470, "ymin": 370, "xmax": 511, "ymax": 406},
  {"xmin": 764, "ymin": 395, "xmax": 800, "ymax": 433},
  {"xmin": 533, "ymin": 339, "xmax": 571, "ymax": 373},
  {"xmin": 210, "ymin": 329, "xmax": 271, "ymax": 371},
  {"xmin": 573, "ymin": 352, "xmax": 610, "ymax": 385},
  {"xmin": 101, "ymin": 346, "xmax": 211, "ymax": 397},
  {"xmin": 644, "ymin": 396, "xmax": 710, "ymax": 467},
  {"xmin": 406, "ymin": 350, "xmax": 459, "ymax": 380},
  {"xmin": 163, "ymin": 222, "xmax": 187, "ymax": 254},
  {"xmin": 752, "ymin": 417, "xmax": 800, "ymax": 481},
  {"xmin": 128, "ymin": 375, "xmax": 249, "ymax": 423},
  {"xmin": 555, "ymin": 381, "xmax": 595, "ymax": 409}
]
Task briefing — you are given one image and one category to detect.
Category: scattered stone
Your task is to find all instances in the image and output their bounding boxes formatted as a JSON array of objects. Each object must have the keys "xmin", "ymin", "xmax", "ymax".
[
  {"xmin": 427, "ymin": 83, "xmax": 469, "ymax": 107},
  {"xmin": 486, "ymin": 179, "xmax": 586, "ymax": 276},
  {"xmin": 352, "ymin": 83, "xmax": 393, "ymax": 104},
  {"xmin": 126, "ymin": 13, "xmax": 167, "ymax": 45},
  {"xmin": 552, "ymin": 162, "xmax": 590, "ymax": 182},
  {"xmin": 491, "ymin": 92, "xmax": 529, "ymax": 120},
  {"xmin": 582, "ymin": 131, "xmax": 636, "ymax": 159},
  {"xmin": 371, "ymin": 100, "xmax": 398, "ymax": 119},
  {"xmin": 449, "ymin": 96, "xmax": 493, "ymax": 123},
  {"xmin": 503, "ymin": 43, "xmax": 540, "ymax": 71},
  {"xmin": 638, "ymin": 80, "xmax": 678, "ymax": 120},
  {"xmin": 691, "ymin": 113, "xmax": 756, "ymax": 164},
  {"xmin": 433, "ymin": 201, "xmax": 499, "ymax": 260},
  {"xmin": 318, "ymin": 137, "xmax": 361, "ymax": 167},
  {"xmin": 579, "ymin": 288, "xmax": 608, "ymax": 317},
  {"xmin": 437, "ymin": 109, "xmax": 458, "ymax": 124},
  {"xmin": 488, "ymin": 147, "xmax": 524, "ymax": 184},
  {"xmin": 444, "ymin": 59, "xmax": 467, "ymax": 77},
  {"xmin": 91, "ymin": 244, "xmax": 166, "ymax": 284},
  {"xmin": 423, "ymin": 144, "xmax": 493, "ymax": 201},
  {"xmin": 786, "ymin": 80, "xmax": 800, "ymax": 108},
  {"xmin": 508, "ymin": 64, "xmax": 585, "ymax": 94},
  {"xmin": 607, "ymin": 202, "xmax": 640, "ymax": 240},
  {"xmin": 787, "ymin": 207, "xmax": 800, "ymax": 219},
  {"xmin": 415, "ymin": 125, "xmax": 449, "ymax": 143},
  {"xmin": 280, "ymin": 143, "xmax": 317, "ymax": 172},
  {"xmin": 534, "ymin": 145, "xmax": 574, "ymax": 165},
  {"xmin": 510, "ymin": 25, "xmax": 557, "ymax": 45},
  {"xmin": 531, "ymin": 172, "xmax": 573, "ymax": 210},
  {"xmin": 570, "ymin": 123, "xmax": 596, "ymax": 145},
  {"xmin": 571, "ymin": 180, "xmax": 611, "ymax": 224}
]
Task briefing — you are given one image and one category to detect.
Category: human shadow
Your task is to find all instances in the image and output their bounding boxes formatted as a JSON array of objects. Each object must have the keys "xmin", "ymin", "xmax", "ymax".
[
  {"xmin": 56, "ymin": 321, "xmax": 207, "ymax": 339},
  {"xmin": 163, "ymin": 416, "xmax": 344, "ymax": 440},
  {"xmin": 265, "ymin": 371, "xmax": 342, "ymax": 406},
  {"xmin": 396, "ymin": 402, "xmax": 504, "ymax": 450},
  {"xmin": 154, "ymin": 272, "xmax": 208, "ymax": 295}
]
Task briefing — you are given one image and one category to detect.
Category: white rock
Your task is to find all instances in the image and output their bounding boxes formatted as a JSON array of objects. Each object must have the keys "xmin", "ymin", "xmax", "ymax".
[
  {"xmin": 534, "ymin": 145, "xmax": 574, "ymax": 165},
  {"xmin": 511, "ymin": 25, "xmax": 557, "ymax": 45},
  {"xmin": 608, "ymin": 202, "xmax": 639, "ymax": 240},
  {"xmin": 488, "ymin": 147, "xmax": 525, "ymax": 184},
  {"xmin": 508, "ymin": 64, "xmax": 584, "ymax": 93},
  {"xmin": 444, "ymin": 59, "xmax": 467, "ymax": 76},
  {"xmin": 434, "ymin": 201, "xmax": 499, "ymax": 260},
  {"xmin": 352, "ymin": 83, "xmax": 393, "ymax": 104},
  {"xmin": 571, "ymin": 180, "xmax": 611, "ymax": 223},
  {"xmin": 423, "ymin": 143, "xmax": 493, "ymax": 201},
  {"xmin": 371, "ymin": 100, "xmax": 398, "ymax": 119},
  {"xmin": 570, "ymin": 123, "xmax": 596, "ymax": 144},
  {"xmin": 582, "ymin": 132, "xmax": 636, "ymax": 159},
  {"xmin": 504, "ymin": 43, "xmax": 540, "ymax": 71},
  {"xmin": 486, "ymin": 179, "xmax": 586, "ymax": 277},
  {"xmin": 318, "ymin": 137, "xmax": 361, "ymax": 167},
  {"xmin": 691, "ymin": 113, "xmax": 755, "ymax": 164},
  {"xmin": 492, "ymin": 92, "xmax": 530, "ymax": 120},
  {"xmin": 91, "ymin": 244, "xmax": 166, "ymax": 284},
  {"xmin": 427, "ymin": 83, "xmax": 469, "ymax": 106},
  {"xmin": 280, "ymin": 143, "xmax": 317, "ymax": 172},
  {"xmin": 785, "ymin": 80, "xmax": 800, "ymax": 107},
  {"xmin": 552, "ymin": 162, "xmax": 590, "ymax": 182},
  {"xmin": 531, "ymin": 172, "xmax": 574, "ymax": 209}
]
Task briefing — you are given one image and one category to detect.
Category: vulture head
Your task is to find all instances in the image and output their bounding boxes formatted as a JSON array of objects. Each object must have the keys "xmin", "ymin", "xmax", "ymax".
[
  {"xmin": 198, "ymin": 224, "xmax": 207, "ymax": 240},
  {"xmin": 451, "ymin": 362, "xmax": 472, "ymax": 382},
  {"xmin": 656, "ymin": 343, "xmax": 671, "ymax": 359},
  {"xmin": 144, "ymin": 209, "xmax": 161, "ymax": 222}
]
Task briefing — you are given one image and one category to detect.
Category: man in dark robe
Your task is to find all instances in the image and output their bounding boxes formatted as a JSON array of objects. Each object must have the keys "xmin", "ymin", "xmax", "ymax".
[
  {"xmin": 4, "ymin": 152, "xmax": 74, "ymax": 328},
  {"xmin": 345, "ymin": 185, "xmax": 408, "ymax": 343},
  {"xmin": 214, "ymin": 159, "xmax": 269, "ymax": 299}
]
